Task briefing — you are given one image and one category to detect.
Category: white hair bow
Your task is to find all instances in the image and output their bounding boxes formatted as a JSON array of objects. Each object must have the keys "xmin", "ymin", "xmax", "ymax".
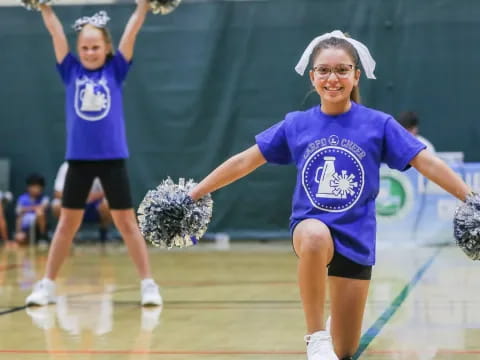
[
  {"xmin": 294, "ymin": 30, "xmax": 376, "ymax": 79},
  {"xmin": 73, "ymin": 11, "xmax": 110, "ymax": 32}
]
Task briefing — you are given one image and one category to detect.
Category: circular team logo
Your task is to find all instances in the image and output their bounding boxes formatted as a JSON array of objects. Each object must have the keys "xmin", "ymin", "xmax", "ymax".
[
  {"xmin": 302, "ymin": 146, "xmax": 364, "ymax": 212},
  {"xmin": 74, "ymin": 76, "xmax": 111, "ymax": 121},
  {"xmin": 376, "ymin": 168, "xmax": 413, "ymax": 219}
]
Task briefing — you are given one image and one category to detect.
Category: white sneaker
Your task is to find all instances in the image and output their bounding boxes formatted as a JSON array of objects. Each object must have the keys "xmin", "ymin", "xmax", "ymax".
[
  {"xmin": 140, "ymin": 279, "xmax": 163, "ymax": 306},
  {"xmin": 26, "ymin": 306, "xmax": 56, "ymax": 330},
  {"xmin": 305, "ymin": 330, "xmax": 338, "ymax": 360},
  {"xmin": 26, "ymin": 278, "xmax": 56, "ymax": 306}
]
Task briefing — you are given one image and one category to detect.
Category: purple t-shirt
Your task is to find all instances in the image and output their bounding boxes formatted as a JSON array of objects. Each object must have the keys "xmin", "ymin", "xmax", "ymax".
[
  {"xmin": 16, "ymin": 193, "xmax": 49, "ymax": 215},
  {"xmin": 255, "ymin": 102, "xmax": 426, "ymax": 265},
  {"xmin": 56, "ymin": 51, "xmax": 131, "ymax": 160}
]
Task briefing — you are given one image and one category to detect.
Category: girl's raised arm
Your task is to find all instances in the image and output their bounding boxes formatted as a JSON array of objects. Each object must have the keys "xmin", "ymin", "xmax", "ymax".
[
  {"xmin": 118, "ymin": 0, "xmax": 150, "ymax": 61},
  {"xmin": 39, "ymin": 4, "xmax": 69, "ymax": 63}
]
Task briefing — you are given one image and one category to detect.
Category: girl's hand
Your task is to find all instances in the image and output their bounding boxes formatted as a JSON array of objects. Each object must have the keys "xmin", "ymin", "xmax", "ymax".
[{"xmin": 145, "ymin": 0, "xmax": 183, "ymax": 15}]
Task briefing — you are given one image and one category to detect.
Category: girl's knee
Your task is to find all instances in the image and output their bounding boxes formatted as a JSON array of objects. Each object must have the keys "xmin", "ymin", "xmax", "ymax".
[
  {"xmin": 294, "ymin": 220, "xmax": 333, "ymax": 256},
  {"xmin": 111, "ymin": 210, "xmax": 138, "ymax": 234},
  {"xmin": 57, "ymin": 218, "xmax": 82, "ymax": 234},
  {"xmin": 302, "ymin": 234, "xmax": 331, "ymax": 253},
  {"xmin": 115, "ymin": 218, "xmax": 138, "ymax": 236}
]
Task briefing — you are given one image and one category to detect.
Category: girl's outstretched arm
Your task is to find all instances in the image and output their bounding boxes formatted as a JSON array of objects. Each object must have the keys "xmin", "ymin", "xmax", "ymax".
[
  {"xmin": 39, "ymin": 4, "xmax": 68, "ymax": 63},
  {"xmin": 189, "ymin": 145, "xmax": 267, "ymax": 201},
  {"xmin": 410, "ymin": 150, "xmax": 471, "ymax": 201},
  {"xmin": 119, "ymin": 0, "xmax": 149, "ymax": 61}
]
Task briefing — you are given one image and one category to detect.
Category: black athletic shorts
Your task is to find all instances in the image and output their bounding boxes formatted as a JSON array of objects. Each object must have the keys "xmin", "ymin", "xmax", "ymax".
[
  {"xmin": 328, "ymin": 251, "xmax": 372, "ymax": 280},
  {"xmin": 63, "ymin": 159, "xmax": 133, "ymax": 210}
]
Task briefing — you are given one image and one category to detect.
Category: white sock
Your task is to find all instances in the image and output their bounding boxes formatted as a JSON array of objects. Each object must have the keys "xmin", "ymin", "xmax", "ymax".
[
  {"xmin": 141, "ymin": 278, "xmax": 155, "ymax": 286},
  {"xmin": 42, "ymin": 277, "xmax": 55, "ymax": 284}
]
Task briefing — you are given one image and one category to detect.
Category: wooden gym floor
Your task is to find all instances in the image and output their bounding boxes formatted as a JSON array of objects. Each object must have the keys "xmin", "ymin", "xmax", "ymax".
[{"xmin": 0, "ymin": 241, "xmax": 478, "ymax": 359}]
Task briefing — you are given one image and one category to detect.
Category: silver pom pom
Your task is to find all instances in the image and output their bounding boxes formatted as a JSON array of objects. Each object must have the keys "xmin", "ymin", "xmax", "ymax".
[
  {"xmin": 453, "ymin": 193, "xmax": 480, "ymax": 260},
  {"xmin": 0, "ymin": 191, "xmax": 13, "ymax": 203},
  {"xmin": 21, "ymin": 0, "xmax": 53, "ymax": 11},
  {"xmin": 137, "ymin": 178, "xmax": 213, "ymax": 249},
  {"xmin": 148, "ymin": 0, "xmax": 182, "ymax": 15}
]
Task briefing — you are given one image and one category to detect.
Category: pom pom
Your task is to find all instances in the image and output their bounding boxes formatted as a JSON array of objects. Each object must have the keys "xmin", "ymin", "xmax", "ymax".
[
  {"xmin": 0, "ymin": 191, "xmax": 13, "ymax": 203},
  {"xmin": 148, "ymin": 0, "xmax": 182, "ymax": 15},
  {"xmin": 21, "ymin": 0, "xmax": 52, "ymax": 11},
  {"xmin": 137, "ymin": 178, "xmax": 213, "ymax": 249},
  {"xmin": 453, "ymin": 192, "xmax": 480, "ymax": 260}
]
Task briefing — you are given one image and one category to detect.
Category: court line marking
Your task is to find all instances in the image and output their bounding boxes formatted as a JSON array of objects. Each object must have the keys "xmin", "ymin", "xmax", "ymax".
[
  {"xmin": 160, "ymin": 280, "xmax": 297, "ymax": 287},
  {"xmin": 0, "ymin": 300, "xmax": 302, "ymax": 316},
  {"xmin": 353, "ymin": 248, "xmax": 442, "ymax": 359},
  {"xmin": 369, "ymin": 349, "xmax": 480, "ymax": 354},
  {"xmin": 0, "ymin": 286, "xmax": 138, "ymax": 317},
  {"xmin": 0, "ymin": 349, "xmax": 478, "ymax": 355},
  {"xmin": 117, "ymin": 300, "xmax": 301, "ymax": 304},
  {"xmin": 0, "ymin": 305, "xmax": 26, "ymax": 316},
  {"xmin": 1, "ymin": 253, "xmax": 449, "ymax": 317},
  {"xmin": 0, "ymin": 264, "xmax": 19, "ymax": 272}
]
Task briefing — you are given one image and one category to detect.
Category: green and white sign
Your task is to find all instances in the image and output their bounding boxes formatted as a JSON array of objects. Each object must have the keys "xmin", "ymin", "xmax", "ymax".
[{"xmin": 376, "ymin": 168, "xmax": 413, "ymax": 219}]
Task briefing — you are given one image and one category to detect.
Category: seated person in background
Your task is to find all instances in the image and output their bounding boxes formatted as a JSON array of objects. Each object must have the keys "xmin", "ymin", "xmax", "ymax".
[
  {"xmin": 52, "ymin": 162, "xmax": 112, "ymax": 243},
  {"xmin": 15, "ymin": 174, "xmax": 49, "ymax": 245},
  {"xmin": 398, "ymin": 111, "xmax": 436, "ymax": 153},
  {"xmin": 0, "ymin": 195, "xmax": 10, "ymax": 243}
]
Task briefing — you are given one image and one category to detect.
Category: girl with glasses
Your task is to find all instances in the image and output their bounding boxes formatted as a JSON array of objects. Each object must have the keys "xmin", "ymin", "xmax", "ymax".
[{"xmin": 185, "ymin": 31, "xmax": 471, "ymax": 359}]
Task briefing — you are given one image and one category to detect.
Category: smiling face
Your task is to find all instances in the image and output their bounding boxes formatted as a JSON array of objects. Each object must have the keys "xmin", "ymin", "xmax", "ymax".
[
  {"xmin": 77, "ymin": 25, "xmax": 112, "ymax": 70},
  {"xmin": 309, "ymin": 46, "xmax": 361, "ymax": 114}
]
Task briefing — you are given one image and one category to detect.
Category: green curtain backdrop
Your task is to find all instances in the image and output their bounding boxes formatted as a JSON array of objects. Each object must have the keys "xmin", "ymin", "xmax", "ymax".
[{"xmin": 0, "ymin": 0, "xmax": 479, "ymax": 236}]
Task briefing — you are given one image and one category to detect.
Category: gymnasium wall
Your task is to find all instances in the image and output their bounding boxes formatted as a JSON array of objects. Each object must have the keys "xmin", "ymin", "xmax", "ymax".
[{"xmin": 0, "ymin": 0, "xmax": 478, "ymax": 236}]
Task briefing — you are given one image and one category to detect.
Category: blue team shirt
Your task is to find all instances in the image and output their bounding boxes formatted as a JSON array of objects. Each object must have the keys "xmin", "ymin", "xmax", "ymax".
[
  {"xmin": 16, "ymin": 193, "xmax": 49, "ymax": 214},
  {"xmin": 56, "ymin": 51, "xmax": 131, "ymax": 160},
  {"xmin": 255, "ymin": 102, "xmax": 426, "ymax": 265}
]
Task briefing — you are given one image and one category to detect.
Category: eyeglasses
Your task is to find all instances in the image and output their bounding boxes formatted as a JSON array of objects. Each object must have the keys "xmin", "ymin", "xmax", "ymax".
[{"xmin": 312, "ymin": 64, "xmax": 355, "ymax": 79}]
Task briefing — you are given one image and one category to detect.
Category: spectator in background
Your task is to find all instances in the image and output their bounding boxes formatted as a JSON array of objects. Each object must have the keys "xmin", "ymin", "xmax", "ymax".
[
  {"xmin": 398, "ymin": 111, "xmax": 436, "ymax": 153},
  {"xmin": 0, "ymin": 193, "xmax": 10, "ymax": 244},
  {"xmin": 52, "ymin": 162, "xmax": 111, "ymax": 243},
  {"xmin": 15, "ymin": 174, "xmax": 49, "ymax": 245}
]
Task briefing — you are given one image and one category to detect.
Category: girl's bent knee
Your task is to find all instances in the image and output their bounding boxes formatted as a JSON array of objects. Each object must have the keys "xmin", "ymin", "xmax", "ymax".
[{"xmin": 300, "ymin": 235, "xmax": 331, "ymax": 255}]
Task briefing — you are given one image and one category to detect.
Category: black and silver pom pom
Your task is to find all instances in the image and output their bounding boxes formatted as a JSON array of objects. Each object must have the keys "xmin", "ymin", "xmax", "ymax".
[
  {"xmin": 21, "ymin": 0, "xmax": 53, "ymax": 11},
  {"xmin": 453, "ymin": 192, "xmax": 480, "ymax": 260},
  {"xmin": 138, "ymin": 178, "xmax": 213, "ymax": 249},
  {"xmin": 148, "ymin": 0, "xmax": 182, "ymax": 15}
]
